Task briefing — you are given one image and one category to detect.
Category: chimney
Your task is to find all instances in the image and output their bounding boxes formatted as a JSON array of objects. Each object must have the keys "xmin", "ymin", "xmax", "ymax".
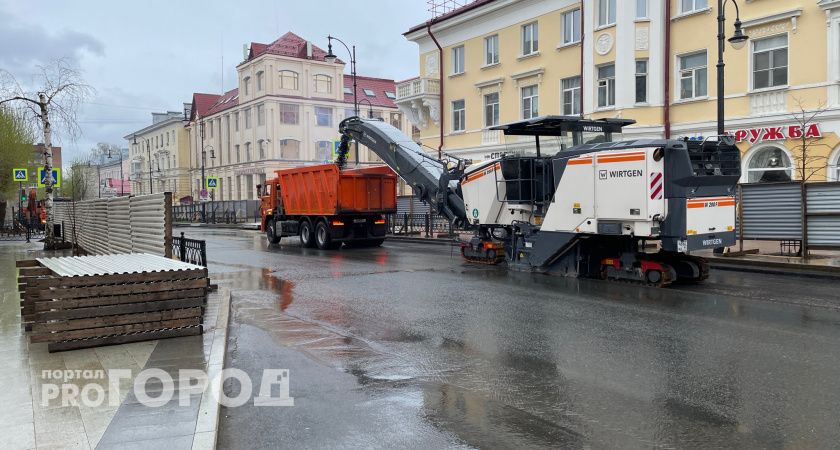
[
  {"xmin": 243, "ymin": 44, "xmax": 249, "ymax": 61},
  {"xmin": 306, "ymin": 41, "xmax": 313, "ymax": 59}
]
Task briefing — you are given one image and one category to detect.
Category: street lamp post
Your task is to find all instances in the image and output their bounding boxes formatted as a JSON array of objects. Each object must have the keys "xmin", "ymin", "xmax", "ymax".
[
  {"xmin": 325, "ymin": 36, "xmax": 361, "ymax": 167},
  {"xmin": 324, "ymin": 36, "xmax": 358, "ymax": 116},
  {"xmin": 358, "ymin": 98, "xmax": 374, "ymax": 119},
  {"xmin": 716, "ymin": 0, "xmax": 749, "ymax": 137}
]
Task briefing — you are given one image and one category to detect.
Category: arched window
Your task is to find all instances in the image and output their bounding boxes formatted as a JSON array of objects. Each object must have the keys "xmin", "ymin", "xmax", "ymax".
[
  {"xmin": 317, "ymin": 141, "xmax": 333, "ymax": 162},
  {"xmin": 279, "ymin": 139, "xmax": 300, "ymax": 160},
  {"xmin": 258, "ymin": 139, "xmax": 267, "ymax": 159},
  {"xmin": 314, "ymin": 74, "xmax": 332, "ymax": 93},
  {"xmin": 744, "ymin": 145, "xmax": 793, "ymax": 183},
  {"xmin": 243, "ymin": 76, "xmax": 251, "ymax": 95},
  {"xmin": 256, "ymin": 71, "xmax": 264, "ymax": 91},
  {"xmin": 279, "ymin": 70, "xmax": 299, "ymax": 90},
  {"xmin": 829, "ymin": 145, "xmax": 840, "ymax": 182}
]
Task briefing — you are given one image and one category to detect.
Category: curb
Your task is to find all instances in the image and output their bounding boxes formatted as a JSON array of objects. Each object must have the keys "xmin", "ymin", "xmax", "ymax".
[
  {"xmin": 175, "ymin": 223, "xmax": 260, "ymax": 230},
  {"xmin": 191, "ymin": 286, "xmax": 231, "ymax": 450},
  {"xmin": 386, "ymin": 236, "xmax": 840, "ymax": 279},
  {"xmin": 706, "ymin": 257, "xmax": 840, "ymax": 279},
  {"xmin": 386, "ymin": 235, "xmax": 458, "ymax": 246}
]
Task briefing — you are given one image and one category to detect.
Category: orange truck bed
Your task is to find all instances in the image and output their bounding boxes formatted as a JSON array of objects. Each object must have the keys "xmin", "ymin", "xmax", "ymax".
[{"xmin": 276, "ymin": 164, "xmax": 397, "ymax": 216}]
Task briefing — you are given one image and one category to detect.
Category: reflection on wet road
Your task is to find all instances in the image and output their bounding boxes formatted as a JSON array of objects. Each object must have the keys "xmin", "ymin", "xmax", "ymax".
[{"xmin": 198, "ymin": 228, "xmax": 840, "ymax": 449}]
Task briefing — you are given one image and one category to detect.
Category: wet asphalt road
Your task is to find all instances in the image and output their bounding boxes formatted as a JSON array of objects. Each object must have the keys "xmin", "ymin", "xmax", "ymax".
[{"xmin": 194, "ymin": 227, "xmax": 840, "ymax": 449}]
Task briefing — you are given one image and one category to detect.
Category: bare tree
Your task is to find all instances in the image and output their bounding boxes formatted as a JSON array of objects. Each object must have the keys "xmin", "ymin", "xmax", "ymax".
[
  {"xmin": 0, "ymin": 59, "xmax": 94, "ymax": 248},
  {"xmin": 789, "ymin": 96, "xmax": 831, "ymax": 182}
]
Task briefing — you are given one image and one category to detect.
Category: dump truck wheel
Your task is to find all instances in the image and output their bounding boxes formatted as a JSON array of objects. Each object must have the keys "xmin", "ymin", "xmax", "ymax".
[
  {"xmin": 315, "ymin": 221, "xmax": 336, "ymax": 250},
  {"xmin": 266, "ymin": 220, "xmax": 281, "ymax": 244},
  {"xmin": 300, "ymin": 220, "xmax": 316, "ymax": 248}
]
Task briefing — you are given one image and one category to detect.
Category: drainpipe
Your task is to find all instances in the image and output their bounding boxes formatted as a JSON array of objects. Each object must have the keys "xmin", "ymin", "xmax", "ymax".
[
  {"xmin": 427, "ymin": 22, "xmax": 444, "ymax": 160},
  {"xmin": 580, "ymin": 1, "xmax": 585, "ymax": 117},
  {"xmin": 663, "ymin": 0, "xmax": 672, "ymax": 138}
]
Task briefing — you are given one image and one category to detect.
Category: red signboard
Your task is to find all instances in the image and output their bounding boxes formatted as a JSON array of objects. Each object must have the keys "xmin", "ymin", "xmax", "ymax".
[{"xmin": 730, "ymin": 124, "xmax": 823, "ymax": 144}]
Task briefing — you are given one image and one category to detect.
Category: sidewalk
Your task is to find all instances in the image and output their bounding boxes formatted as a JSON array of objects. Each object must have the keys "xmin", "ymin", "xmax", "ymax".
[{"xmin": 0, "ymin": 241, "xmax": 231, "ymax": 450}]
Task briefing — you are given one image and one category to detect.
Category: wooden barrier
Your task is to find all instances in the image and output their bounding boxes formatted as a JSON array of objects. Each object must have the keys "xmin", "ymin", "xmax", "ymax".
[{"xmin": 17, "ymin": 259, "xmax": 208, "ymax": 352}]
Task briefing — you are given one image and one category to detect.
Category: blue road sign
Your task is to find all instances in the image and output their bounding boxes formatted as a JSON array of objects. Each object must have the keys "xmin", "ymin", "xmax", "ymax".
[{"xmin": 37, "ymin": 168, "xmax": 61, "ymax": 188}]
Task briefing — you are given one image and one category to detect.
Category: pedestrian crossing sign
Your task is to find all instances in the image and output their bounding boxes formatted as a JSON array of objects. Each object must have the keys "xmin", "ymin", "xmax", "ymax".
[
  {"xmin": 37, "ymin": 168, "xmax": 61, "ymax": 188},
  {"xmin": 12, "ymin": 168, "xmax": 27, "ymax": 182},
  {"xmin": 205, "ymin": 177, "xmax": 219, "ymax": 189}
]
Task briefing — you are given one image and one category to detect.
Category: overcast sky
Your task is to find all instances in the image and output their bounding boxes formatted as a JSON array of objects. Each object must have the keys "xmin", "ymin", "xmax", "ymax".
[{"xmin": 0, "ymin": 0, "xmax": 430, "ymax": 166}]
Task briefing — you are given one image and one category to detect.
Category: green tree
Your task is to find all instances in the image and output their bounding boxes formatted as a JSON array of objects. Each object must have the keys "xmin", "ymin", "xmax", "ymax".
[{"xmin": 0, "ymin": 107, "xmax": 34, "ymax": 226}]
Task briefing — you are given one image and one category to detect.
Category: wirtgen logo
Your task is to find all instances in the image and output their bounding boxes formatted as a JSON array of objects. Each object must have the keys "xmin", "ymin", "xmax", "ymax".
[{"xmin": 40, "ymin": 369, "xmax": 294, "ymax": 408}]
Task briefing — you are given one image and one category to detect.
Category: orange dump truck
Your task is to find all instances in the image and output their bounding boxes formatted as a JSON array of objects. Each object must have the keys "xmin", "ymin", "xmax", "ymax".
[{"xmin": 259, "ymin": 164, "xmax": 397, "ymax": 249}]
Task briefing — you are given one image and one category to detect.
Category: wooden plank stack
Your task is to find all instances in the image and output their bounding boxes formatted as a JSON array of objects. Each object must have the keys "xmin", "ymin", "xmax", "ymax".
[{"xmin": 17, "ymin": 255, "xmax": 208, "ymax": 352}]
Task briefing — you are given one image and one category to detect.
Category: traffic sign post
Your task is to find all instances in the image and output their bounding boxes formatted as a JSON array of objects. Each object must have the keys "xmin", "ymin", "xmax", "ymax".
[
  {"xmin": 37, "ymin": 168, "xmax": 61, "ymax": 188},
  {"xmin": 13, "ymin": 168, "xmax": 28, "ymax": 182}
]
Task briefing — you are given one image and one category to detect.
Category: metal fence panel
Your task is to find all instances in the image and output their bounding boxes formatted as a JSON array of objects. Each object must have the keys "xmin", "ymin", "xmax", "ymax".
[
  {"xmin": 54, "ymin": 193, "xmax": 171, "ymax": 256},
  {"xmin": 740, "ymin": 183, "xmax": 802, "ymax": 240},
  {"xmin": 806, "ymin": 183, "xmax": 840, "ymax": 248},
  {"xmin": 108, "ymin": 196, "xmax": 132, "ymax": 253},
  {"xmin": 397, "ymin": 196, "xmax": 431, "ymax": 215}
]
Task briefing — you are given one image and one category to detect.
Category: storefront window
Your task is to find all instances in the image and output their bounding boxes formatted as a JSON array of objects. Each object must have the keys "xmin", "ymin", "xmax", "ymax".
[{"xmin": 746, "ymin": 147, "xmax": 792, "ymax": 183}]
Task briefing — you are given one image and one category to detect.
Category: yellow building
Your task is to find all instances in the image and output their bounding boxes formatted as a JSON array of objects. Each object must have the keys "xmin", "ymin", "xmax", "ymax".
[{"xmin": 397, "ymin": 0, "xmax": 840, "ymax": 183}]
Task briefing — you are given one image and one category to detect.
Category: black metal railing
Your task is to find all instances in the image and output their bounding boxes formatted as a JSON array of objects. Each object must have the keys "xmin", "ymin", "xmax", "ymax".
[
  {"xmin": 386, "ymin": 213, "xmax": 453, "ymax": 238},
  {"xmin": 172, "ymin": 200, "xmax": 261, "ymax": 224},
  {"xmin": 172, "ymin": 232, "xmax": 207, "ymax": 266},
  {"xmin": 0, "ymin": 208, "xmax": 45, "ymax": 241}
]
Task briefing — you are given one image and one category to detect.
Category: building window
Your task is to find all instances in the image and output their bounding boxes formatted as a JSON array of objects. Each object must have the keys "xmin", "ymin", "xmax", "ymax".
[
  {"xmin": 636, "ymin": 60, "xmax": 648, "ymax": 103},
  {"xmin": 317, "ymin": 141, "xmax": 332, "ymax": 162},
  {"xmin": 484, "ymin": 92, "xmax": 499, "ymax": 127},
  {"xmin": 522, "ymin": 22, "xmax": 539, "ymax": 56},
  {"xmin": 315, "ymin": 106, "xmax": 332, "ymax": 127},
  {"xmin": 484, "ymin": 35, "xmax": 499, "ymax": 66},
  {"xmin": 209, "ymin": 122, "xmax": 214, "ymax": 139},
  {"xmin": 280, "ymin": 139, "xmax": 300, "ymax": 160},
  {"xmin": 521, "ymin": 85, "xmax": 538, "ymax": 119},
  {"xmin": 363, "ymin": 88, "xmax": 375, "ymax": 97},
  {"xmin": 390, "ymin": 112, "xmax": 401, "ymax": 128},
  {"xmin": 452, "ymin": 99, "xmax": 465, "ymax": 132},
  {"xmin": 681, "ymin": 0, "xmax": 707, "ymax": 14},
  {"xmin": 598, "ymin": 0, "xmax": 616, "ymax": 26},
  {"xmin": 385, "ymin": 91, "xmax": 396, "ymax": 99},
  {"xmin": 235, "ymin": 145, "xmax": 240, "ymax": 163},
  {"xmin": 258, "ymin": 140, "xmax": 266, "ymax": 159},
  {"xmin": 244, "ymin": 108, "xmax": 252, "ymax": 129},
  {"xmin": 257, "ymin": 104, "xmax": 265, "ymax": 126},
  {"xmin": 597, "ymin": 64, "xmax": 616, "ymax": 108},
  {"xmin": 243, "ymin": 77, "xmax": 251, "ymax": 95},
  {"xmin": 245, "ymin": 142, "xmax": 251, "ymax": 162},
  {"xmin": 746, "ymin": 147, "xmax": 792, "ymax": 183},
  {"xmin": 679, "ymin": 51, "xmax": 708, "ymax": 99},
  {"xmin": 279, "ymin": 103, "xmax": 299, "ymax": 124},
  {"xmin": 562, "ymin": 77, "xmax": 581, "ymax": 115},
  {"xmin": 753, "ymin": 34, "xmax": 788, "ymax": 90},
  {"xmin": 234, "ymin": 112, "xmax": 240, "ymax": 131},
  {"xmin": 279, "ymin": 70, "xmax": 299, "ymax": 90},
  {"xmin": 314, "ymin": 74, "xmax": 332, "ymax": 93},
  {"xmin": 452, "ymin": 45, "xmax": 465, "ymax": 74},
  {"xmin": 256, "ymin": 71, "xmax": 264, "ymax": 91},
  {"xmin": 636, "ymin": 0, "xmax": 647, "ymax": 19},
  {"xmin": 563, "ymin": 9, "xmax": 581, "ymax": 45}
]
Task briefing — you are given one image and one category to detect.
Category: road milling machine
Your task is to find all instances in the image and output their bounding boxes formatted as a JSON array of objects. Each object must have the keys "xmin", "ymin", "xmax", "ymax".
[{"xmin": 338, "ymin": 115, "xmax": 741, "ymax": 287}]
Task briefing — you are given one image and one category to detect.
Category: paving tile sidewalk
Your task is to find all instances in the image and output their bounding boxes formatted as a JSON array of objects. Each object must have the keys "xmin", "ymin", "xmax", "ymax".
[{"xmin": 0, "ymin": 241, "xmax": 230, "ymax": 450}]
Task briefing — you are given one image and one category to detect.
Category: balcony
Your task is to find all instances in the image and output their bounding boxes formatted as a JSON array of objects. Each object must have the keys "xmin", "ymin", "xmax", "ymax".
[
  {"xmin": 481, "ymin": 129, "xmax": 501, "ymax": 145},
  {"xmin": 395, "ymin": 77, "xmax": 441, "ymax": 129},
  {"xmin": 749, "ymin": 89, "xmax": 787, "ymax": 115}
]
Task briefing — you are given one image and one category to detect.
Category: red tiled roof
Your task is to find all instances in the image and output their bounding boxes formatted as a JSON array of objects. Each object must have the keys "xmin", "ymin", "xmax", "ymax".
[
  {"xmin": 191, "ymin": 93, "xmax": 221, "ymax": 120},
  {"xmin": 405, "ymin": 0, "xmax": 496, "ymax": 35},
  {"xmin": 205, "ymin": 88, "xmax": 239, "ymax": 116},
  {"xmin": 246, "ymin": 32, "xmax": 341, "ymax": 63},
  {"xmin": 344, "ymin": 75, "xmax": 397, "ymax": 108}
]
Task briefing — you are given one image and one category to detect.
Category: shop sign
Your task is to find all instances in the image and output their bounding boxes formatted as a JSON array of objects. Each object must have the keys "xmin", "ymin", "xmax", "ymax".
[{"xmin": 731, "ymin": 124, "xmax": 823, "ymax": 144}]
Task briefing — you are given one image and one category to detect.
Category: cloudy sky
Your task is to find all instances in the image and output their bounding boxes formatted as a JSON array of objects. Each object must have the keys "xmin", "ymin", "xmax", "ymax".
[{"xmin": 0, "ymin": 0, "xmax": 431, "ymax": 166}]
